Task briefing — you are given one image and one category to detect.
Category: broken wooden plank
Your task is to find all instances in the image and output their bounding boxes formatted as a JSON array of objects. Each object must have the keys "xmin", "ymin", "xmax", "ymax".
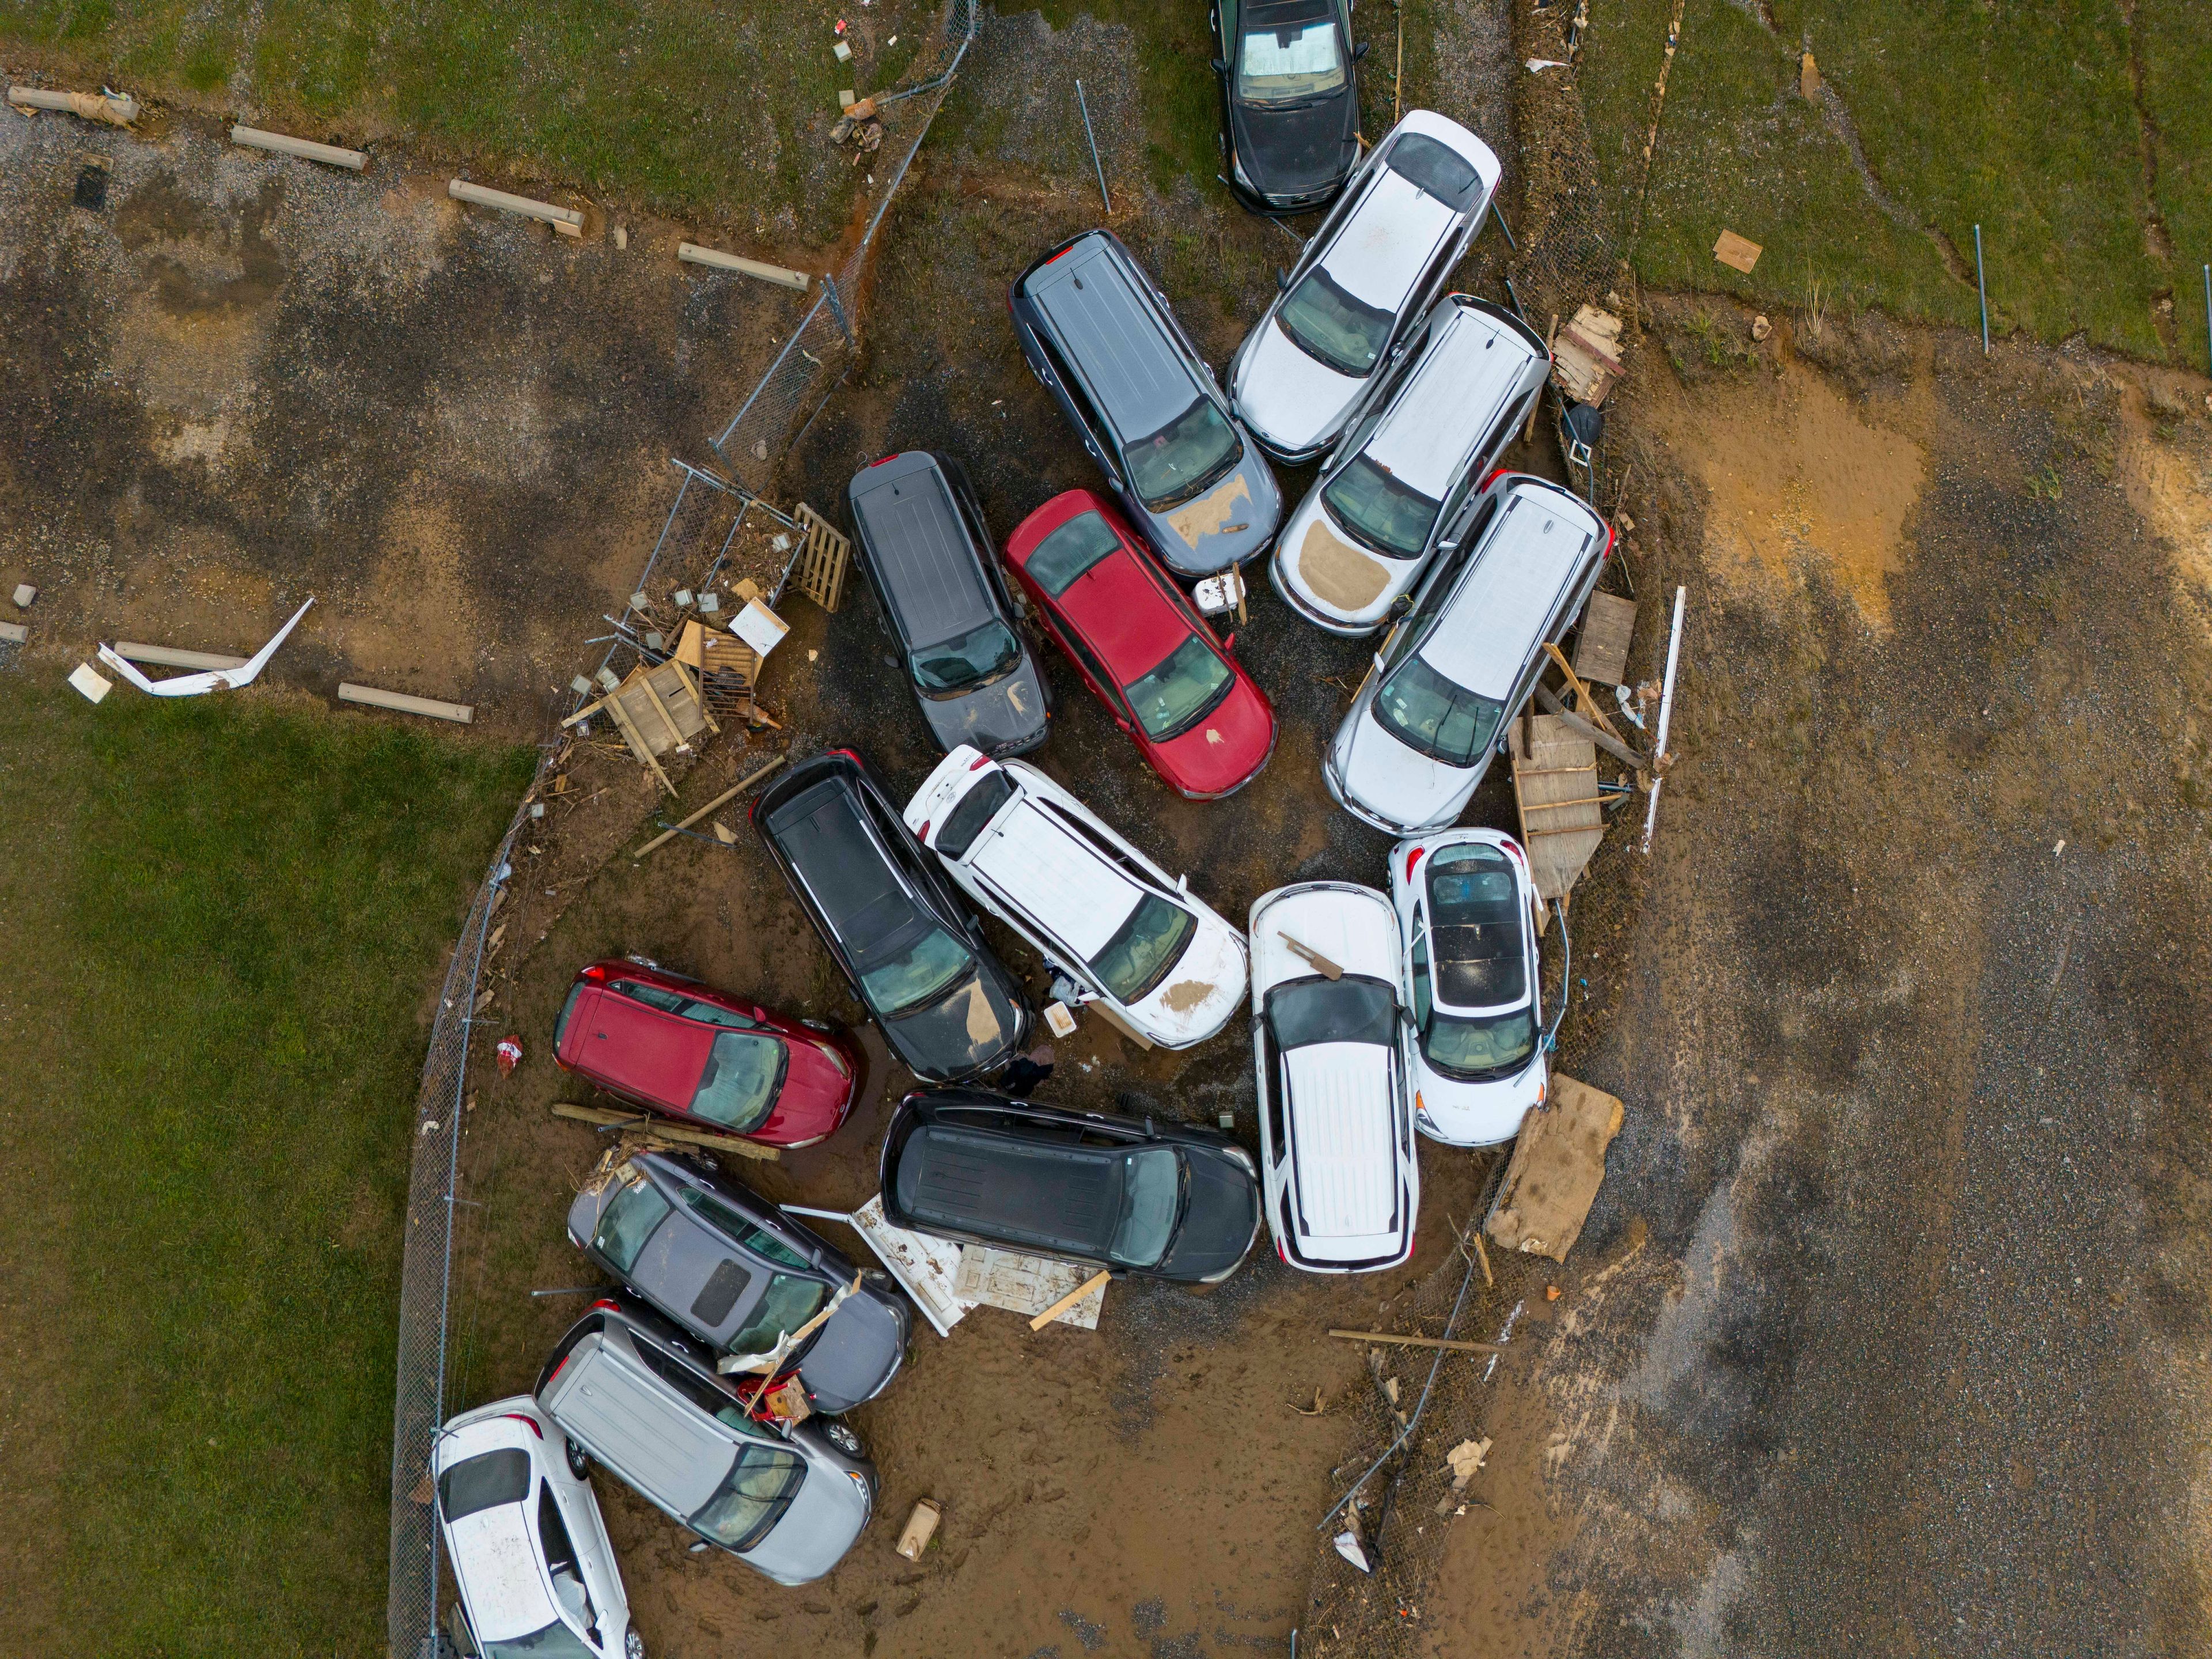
[
  {"xmin": 338, "ymin": 683, "xmax": 474, "ymax": 724},
  {"xmin": 1713, "ymin": 228, "xmax": 1763, "ymax": 274},
  {"xmin": 1572, "ymin": 591, "xmax": 1638, "ymax": 687},
  {"xmin": 1485, "ymin": 1074, "xmax": 1624, "ymax": 1263},
  {"xmin": 1029, "ymin": 1269, "xmax": 1112, "ymax": 1332},
  {"xmin": 791, "ymin": 503, "xmax": 853, "ymax": 612},
  {"xmin": 632, "ymin": 755, "xmax": 786, "ymax": 860},
  {"xmin": 1532, "ymin": 683, "xmax": 1649, "ymax": 771},
  {"xmin": 113, "ymin": 642, "xmax": 251, "ymax": 672},
  {"xmin": 1328, "ymin": 1330, "xmax": 1504, "ymax": 1354},
  {"xmin": 955, "ymin": 1246, "xmax": 1107, "ymax": 1329},
  {"xmin": 550, "ymin": 1100, "xmax": 779, "ymax": 1161},
  {"xmin": 600, "ymin": 692, "xmax": 676, "ymax": 796},
  {"xmin": 677, "ymin": 242, "xmax": 811, "ymax": 290}
]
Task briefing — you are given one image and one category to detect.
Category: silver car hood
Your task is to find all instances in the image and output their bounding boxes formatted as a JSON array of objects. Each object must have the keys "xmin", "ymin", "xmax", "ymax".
[
  {"xmin": 741, "ymin": 1455, "xmax": 871, "ymax": 1585},
  {"xmin": 1331, "ymin": 698, "xmax": 1487, "ymax": 834}
]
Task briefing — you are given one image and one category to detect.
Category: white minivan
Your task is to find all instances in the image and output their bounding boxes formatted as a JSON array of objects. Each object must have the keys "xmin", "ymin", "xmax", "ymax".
[
  {"xmin": 1390, "ymin": 829, "xmax": 1548, "ymax": 1146},
  {"xmin": 1249, "ymin": 881, "xmax": 1418, "ymax": 1273},
  {"xmin": 906, "ymin": 747, "xmax": 1248, "ymax": 1049},
  {"xmin": 1271, "ymin": 294, "xmax": 1550, "ymax": 637}
]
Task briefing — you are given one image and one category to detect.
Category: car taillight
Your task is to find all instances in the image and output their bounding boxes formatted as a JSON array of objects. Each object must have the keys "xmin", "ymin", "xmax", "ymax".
[
  {"xmin": 1406, "ymin": 846, "xmax": 1425, "ymax": 882},
  {"xmin": 1277, "ymin": 1240, "xmax": 1290, "ymax": 1262},
  {"xmin": 831, "ymin": 748, "xmax": 862, "ymax": 764},
  {"xmin": 1599, "ymin": 522, "xmax": 1617, "ymax": 562},
  {"xmin": 868, "ymin": 453, "xmax": 899, "ymax": 468},
  {"xmin": 590, "ymin": 1298, "xmax": 620, "ymax": 1313},
  {"xmin": 500, "ymin": 1412, "xmax": 543, "ymax": 1438},
  {"xmin": 915, "ymin": 821, "xmax": 931, "ymax": 843},
  {"xmin": 581, "ymin": 964, "xmax": 608, "ymax": 982},
  {"xmin": 1536, "ymin": 1079, "xmax": 1547, "ymax": 1105},
  {"xmin": 968, "ymin": 753, "xmax": 994, "ymax": 771},
  {"xmin": 1482, "ymin": 465, "xmax": 1512, "ymax": 489},
  {"xmin": 546, "ymin": 1355, "xmax": 572, "ymax": 1388}
]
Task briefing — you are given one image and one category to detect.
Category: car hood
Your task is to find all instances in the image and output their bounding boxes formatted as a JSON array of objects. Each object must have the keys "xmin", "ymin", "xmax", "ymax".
[
  {"xmin": 1125, "ymin": 913, "xmax": 1249, "ymax": 1048},
  {"xmin": 798, "ymin": 1283, "xmax": 909, "ymax": 1413},
  {"xmin": 1230, "ymin": 89, "xmax": 1358, "ymax": 202},
  {"xmin": 1331, "ymin": 700, "xmax": 1485, "ymax": 834},
  {"xmin": 1157, "ymin": 1146, "xmax": 1261, "ymax": 1281},
  {"xmin": 1275, "ymin": 491, "xmax": 1416, "ymax": 631},
  {"xmin": 918, "ymin": 655, "xmax": 1051, "ymax": 757},
  {"xmin": 1135, "ymin": 449, "xmax": 1282, "ymax": 577},
  {"xmin": 885, "ymin": 969, "xmax": 1024, "ymax": 1082},
  {"xmin": 752, "ymin": 1035, "xmax": 854, "ymax": 1145},
  {"xmin": 1409, "ymin": 1047, "xmax": 1546, "ymax": 1147},
  {"xmin": 738, "ymin": 1453, "xmax": 871, "ymax": 1585},
  {"xmin": 1233, "ymin": 318, "xmax": 1365, "ymax": 456},
  {"xmin": 1150, "ymin": 673, "xmax": 1276, "ymax": 797}
]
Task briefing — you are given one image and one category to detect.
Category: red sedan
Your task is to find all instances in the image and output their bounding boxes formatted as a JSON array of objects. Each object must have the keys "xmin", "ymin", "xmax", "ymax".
[
  {"xmin": 1005, "ymin": 490, "xmax": 1276, "ymax": 798},
  {"xmin": 552, "ymin": 960, "xmax": 861, "ymax": 1148}
]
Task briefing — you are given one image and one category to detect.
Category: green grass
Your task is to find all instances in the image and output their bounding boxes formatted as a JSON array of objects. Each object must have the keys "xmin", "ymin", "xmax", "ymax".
[
  {"xmin": 0, "ymin": 680, "xmax": 529, "ymax": 1655},
  {"xmin": 1574, "ymin": 0, "xmax": 2210, "ymax": 362},
  {"xmin": 1035, "ymin": 0, "xmax": 1220, "ymax": 196},
  {"xmin": 0, "ymin": 0, "xmax": 941, "ymax": 236}
]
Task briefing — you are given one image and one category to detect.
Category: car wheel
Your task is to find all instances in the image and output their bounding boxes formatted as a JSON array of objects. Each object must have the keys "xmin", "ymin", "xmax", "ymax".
[
  {"xmin": 565, "ymin": 1437, "xmax": 590, "ymax": 1479},
  {"xmin": 823, "ymin": 1419, "xmax": 864, "ymax": 1459},
  {"xmin": 624, "ymin": 1630, "xmax": 647, "ymax": 1659}
]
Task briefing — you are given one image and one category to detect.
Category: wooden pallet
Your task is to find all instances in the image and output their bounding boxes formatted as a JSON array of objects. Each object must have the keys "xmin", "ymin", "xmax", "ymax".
[
  {"xmin": 562, "ymin": 658, "xmax": 717, "ymax": 796},
  {"xmin": 790, "ymin": 502, "xmax": 851, "ymax": 614},
  {"xmin": 1510, "ymin": 713, "xmax": 1605, "ymax": 903}
]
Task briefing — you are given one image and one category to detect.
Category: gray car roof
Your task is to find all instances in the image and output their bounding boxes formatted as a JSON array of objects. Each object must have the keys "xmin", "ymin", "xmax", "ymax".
[
  {"xmin": 1025, "ymin": 238, "xmax": 1203, "ymax": 442},
  {"xmin": 544, "ymin": 1332, "xmax": 733, "ymax": 1516},
  {"xmin": 849, "ymin": 455, "xmax": 996, "ymax": 650}
]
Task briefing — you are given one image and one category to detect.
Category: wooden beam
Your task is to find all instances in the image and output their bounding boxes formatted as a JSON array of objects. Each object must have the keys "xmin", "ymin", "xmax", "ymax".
[
  {"xmin": 449, "ymin": 178, "xmax": 584, "ymax": 233},
  {"xmin": 1533, "ymin": 683, "xmax": 1650, "ymax": 771},
  {"xmin": 632, "ymin": 755, "xmax": 786, "ymax": 860},
  {"xmin": 1028, "ymin": 1268, "xmax": 1112, "ymax": 1331},
  {"xmin": 113, "ymin": 642, "xmax": 249, "ymax": 672},
  {"xmin": 230, "ymin": 124, "xmax": 367, "ymax": 170},
  {"xmin": 601, "ymin": 692, "xmax": 677, "ymax": 796},
  {"xmin": 1541, "ymin": 641, "xmax": 1630, "ymax": 745},
  {"xmin": 337, "ymin": 683, "xmax": 474, "ymax": 724},
  {"xmin": 677, "ymin": 242, "xmax": 812, "ymax": 291},
  {"xmin": 550, "ymin": 1100, "xmax": 779, "ymax": 1161},
  {"xmin": 1328, "ymin": 1330, "xmax": 1503, "ymax": 1354}
]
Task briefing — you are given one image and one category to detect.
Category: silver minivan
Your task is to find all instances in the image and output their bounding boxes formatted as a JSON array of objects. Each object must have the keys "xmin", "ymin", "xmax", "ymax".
[
  {"xmin": 1323, "ymin": 472, "xmax": 1612, "ymax": 835},
  {"xmin": 535, "ymin": 1297, "xmax": 876, "ymax": 1586},
  {"xmin": 1270, "ymin": 295, "xmax": 1550, "ymax": 637}
]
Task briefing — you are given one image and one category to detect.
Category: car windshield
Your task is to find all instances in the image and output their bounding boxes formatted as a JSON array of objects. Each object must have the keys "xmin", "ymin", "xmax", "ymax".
[
  {"xmin": 1278, "ymin": 267, "xmax": 1394, "ymax": 377},
  {"xmin": 859, "ymin": 925, "xmax": 976, "ymax": 1018},
  {"xmin": 1373, "ymin": 654, "xmax": 1505, "ymax": 768},
  {"xmin": 1424, "ymin": 1006, "xmax": 1538, "ymax": 1081},
  {"xmin": 914, "ymin": 618, "xmax": 1022, "ymax": 695},
  {"xmin": 592, "ymin": 1179, "xmax": 673, "ymax": 1276},
  {"xmin": 1025, "ymin": 511, "xmax": 1122, "ymax": 597},
  {"xmin": 1323, "ymin": 455, "xmax": 1440, "ymax": 559},
  {"xmin": 1092, "ymin": 892, "xmax": 1198, "ymax": 1005},
  {"xmin": 1385, "ymin": 130, "xmax": 1482, "ymax": 210},
  {"xmin": 1123, "ymin": 398, "xmax": 1242, "ymax": 509},
  {"xmin": 728, "ymin": 1271, "xmax": 831, "ymax": 1352},
  {"xmin": 1427, "ymin": 844, "xmax": 1528, "ymax": 1005},
  {"xmin": 1265, "ymin": 974, "xmax": 1397, "ymax": 1049},
  {"xmin": 1124, "ymin": 635, "xmax": 1234, "ymax": 740},
  {"xmin": 438, "ymin": 1448, "xmax": 530, "ymax": 1521},
  {"xmin": 1108, "ymin": 1147, "xmax": 1184, "ymax": 1266},
  {"xmin": 934, "ymin": 769, "xmax": 1018, "ymax": 861},
  {"xmin": 690, "ymin": 1443, "xmax": 808, "ymax": 1553},
  {"xmin": 1237, "ymin": 21, "xmax": 1344, "ymax": 104},
  {"xmin": 483, "ymin": 1621, "xmax": 598, "ymax": 1659},
  {"xmin": 689, "ymin": 1031, "xmax": 786, "ymax": 1132}
]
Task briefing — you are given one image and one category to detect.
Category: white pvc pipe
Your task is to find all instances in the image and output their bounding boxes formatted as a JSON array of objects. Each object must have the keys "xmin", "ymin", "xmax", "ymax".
[
  {"xmin": 448, "ymin": 179, "xmax": 584, "ymax": 233},
  {"xmin": 1641, "ymin": 585, "xmax": 1687, "ymax": 854},
  {"xmin": 7, "ymin": 86, "xmax": 138, "ymax": 122},
  {"xmin": 230, "ymin": 124, "xmax": 368, "ymax": 171}
]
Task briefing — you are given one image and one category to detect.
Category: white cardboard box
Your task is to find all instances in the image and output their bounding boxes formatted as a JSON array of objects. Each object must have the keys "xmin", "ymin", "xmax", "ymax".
[{"xmin": 732, "ymin": 598, "xmax": 790, "ymax": 659}]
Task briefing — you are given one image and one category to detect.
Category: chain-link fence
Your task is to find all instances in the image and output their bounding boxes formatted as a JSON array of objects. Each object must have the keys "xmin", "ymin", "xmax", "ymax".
[
  {"xmin": 385, "ymin": 11, "xmax": 979, "ymax": 1652},
  {"xmin": 712, "ymin": 0, "xmax": 980, "ymax": 492}
]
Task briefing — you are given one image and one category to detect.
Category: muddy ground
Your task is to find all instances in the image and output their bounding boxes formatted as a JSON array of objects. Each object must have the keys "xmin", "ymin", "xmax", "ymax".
[{"xmin": 9, "ymin": 6, "xmax": 2212, "ymax": 1659}]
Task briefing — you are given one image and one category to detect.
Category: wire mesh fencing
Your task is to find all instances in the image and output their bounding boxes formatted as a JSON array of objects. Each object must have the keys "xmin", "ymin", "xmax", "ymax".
[
  {"xmin": 711, "ymin": 0, "xmax": 979, "ymax": 492},
  {"xmin": 1505, "ymin": 0, "xmax": 1627, "ymax": 349}
]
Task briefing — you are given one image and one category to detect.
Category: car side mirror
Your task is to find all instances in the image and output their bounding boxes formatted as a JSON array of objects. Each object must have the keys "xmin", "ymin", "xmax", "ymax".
[
  {"xmin": 1373, "ymin": 651, "xmax": 1389, "ymax": 673},
  {"xmin": 1176, "ymin": 873, "xmax": 1191, "ymax": 895},
  {"xmin": 1277, "ymin": 268, "xmax": 1291, "ymax": 291},
  {"xmin": 1354, "ymin": 40, "xmax": 1370, "ymax": 60},
  {"xmin": 1212, "ymin": 56, "xmax": 1228, "ymax": 73}
]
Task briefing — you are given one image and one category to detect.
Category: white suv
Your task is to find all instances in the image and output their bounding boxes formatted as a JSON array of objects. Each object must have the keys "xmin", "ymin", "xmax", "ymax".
[
  {"xmin": 1390, "ymin": 830, "xmax": 1547, "ymax": 1146},
  {"xmin": 906, "ymin": 747, "xmax": 1248, "ymax": 1049},
  {"xmin": 1249, "ymin": 881, "xmax": 1418, "ymax": 1273},
  {"xmin": 433, "ymin": 1396, "xmax": 642, "ymax": 1659}
]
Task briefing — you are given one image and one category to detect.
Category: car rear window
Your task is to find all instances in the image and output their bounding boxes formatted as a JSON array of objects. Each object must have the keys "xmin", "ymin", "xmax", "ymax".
[
  {"xmin": 1264, "ymin": 974, "xmax": 1397, "ymax": 1050},
  {"xmin": 554, "ymin": 982, "xmax": 589, "ymax": 1052},
  {"xmin": 934, "ymin": 770, "xmax": 1018, "ymax": 861},
  {"xmin": 1025, "ymin": 511, "xmax": 1122, "ymax": 597},
  {"xmin": 689, "ymin": 1031, "xmax": 786, "ymax": 1132},
  {"xmin": 690, "ymin": 1444, "xmax": 807, "ymax": 1553},
  {"xmin": 1387, "ymin": 131, "xmax": 1482, "ymax": 210},
  {"xmin": 592, "ymin": 1179, "xmax": 673, "ymax": 1275},
  {"xmin": 438, "ymin": 1448, "xmax": 530, "ymax": 1521}
]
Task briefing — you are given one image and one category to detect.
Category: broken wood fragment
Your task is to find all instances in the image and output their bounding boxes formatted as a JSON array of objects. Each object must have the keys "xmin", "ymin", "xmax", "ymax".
[{"xmin": 1327, "ymin": 1330, "xmax": 1503, "ymax": 1354}]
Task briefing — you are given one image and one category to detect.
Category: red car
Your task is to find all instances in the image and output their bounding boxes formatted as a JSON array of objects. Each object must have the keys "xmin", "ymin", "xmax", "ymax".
[
  {"xmin": 1005, "ymin": 490, "xmax": 1276, "ymax": 798},
  {"xmin": 552, "ymin": 960, "xmax": 861, "ymax": 1148}
]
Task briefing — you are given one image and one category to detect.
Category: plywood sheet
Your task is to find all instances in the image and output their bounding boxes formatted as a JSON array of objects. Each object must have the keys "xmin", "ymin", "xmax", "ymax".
[
  {"xmin": 1510, "ymin": 713, "xmax": 1605, "ymax": 902},
  {"xmin": 1573, "ymin": 591, "xmax": 1638, "ymax": 687},
  {"xmin": 1486, "ymin": 1073, "xmax": 1624, "ymax": 1263},
  {"xmin": 953, "ymin": 1245, "xmax": 1106, "ymax": 1330}
]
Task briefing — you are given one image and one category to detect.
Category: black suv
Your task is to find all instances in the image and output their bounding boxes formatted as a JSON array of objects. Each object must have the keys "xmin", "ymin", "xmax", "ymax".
[
  {"xmin": 847, "ymin": 451, "xmax": 1051, "ymax": 758},
  {"xmin": 754, "ymin": 751, "xmax": 1031, "ymax": 1083},
  {"xmin": 879, "ymin": 1088, "xmax": 1263, "ymax": 1284},
  {"xmin": 1009, "ymin": 230, "xmax": 1281, "ymax": 580}
]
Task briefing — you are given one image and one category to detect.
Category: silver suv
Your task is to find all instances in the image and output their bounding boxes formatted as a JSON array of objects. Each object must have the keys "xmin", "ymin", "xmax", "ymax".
[{"xmin": 535, "ymin": 1296, "xmax": 876, "ymax": 1585}]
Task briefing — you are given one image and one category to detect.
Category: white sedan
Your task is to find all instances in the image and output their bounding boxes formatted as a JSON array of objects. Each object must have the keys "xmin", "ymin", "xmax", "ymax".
[
  {"xmin": 1389, "ymin": 830, "xmax": 1547, "ymax": 1146},
  {"xmin": 1249, "ymin": 882, "xmax": 1418, "ymax": 1272},
  {"xmin": 1228, "ymin": 111, "xmax": 1501, "ymax": 465},
  {"xmin": 433, "ymin": 1396, "xmax": 642, "ymax": 1659},
  {"xmin": 907, "ymin": 746, "xmax": 1248, "ymax": 1048}
]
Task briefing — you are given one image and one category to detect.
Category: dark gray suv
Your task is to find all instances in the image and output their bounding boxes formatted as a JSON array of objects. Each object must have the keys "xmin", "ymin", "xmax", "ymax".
[
  {"xmin": 1010, "ymin": 230, "xmax": 1281, "ymax": 579},
  {"xmin": 567, "ymin": 1150, "xmax": 910, "ymax": 1414},
  {"xmin": 847, "ymin": 450, "xmax": 1051, "ymax": 758}
]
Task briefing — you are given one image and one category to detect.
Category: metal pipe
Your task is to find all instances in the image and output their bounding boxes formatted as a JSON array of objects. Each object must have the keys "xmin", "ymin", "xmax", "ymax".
[
  {"xmin": 2203, "ymin": 264, "xmax": 2210, "ymax": 380},
  {"xmin": 1974, "ymin": 223, "xmax": 1989, "ymax": 355},
  {"xmin": 1077, "ymin": 79, "xmax": 1111, "ymax": 214},
  {"xmin": 1641, "ymin": 585, "xmax": 1687, "ymax": 855},
  {"xmin": 1490, "ymin": 199, "xmax": 1517, "ymax": 251}
]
